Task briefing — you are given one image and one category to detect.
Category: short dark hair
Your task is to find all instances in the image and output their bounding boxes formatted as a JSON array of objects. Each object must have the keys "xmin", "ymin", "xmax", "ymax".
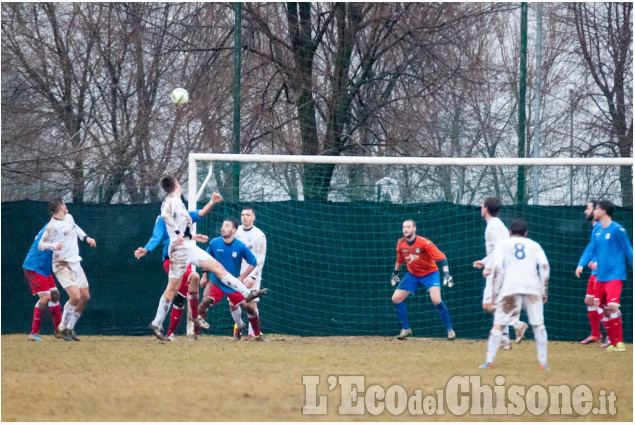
[
  {"xmin": 483, "ymin": 197, "xmax": 502, "ymax": 217},
  {"xmin": 161, "ymin": 175, "xmax": 177, "ymax": 193},
  {"xmin": 509, "ymin": 218, "xmax": 528, "ymax": 236},
  {"xmin": 403, "ymin": 219, "xmax": 416, "ymax": 227},
  {"xmin": 224, "ymin": 217, "xmax": 240, "ymax": 229},
  {"xmin": 48, "ymin": 198, "xmax": 64, "ymax": 215},
  {"xmin": 597, "ymin": 200, "xmax": 614, "ymax": 217},
  {"xmin": 588, "ymin": 199, "xmax": 599, "ymax": 209},
  {"xmin": 241, "ymin": 205, "xmax": 256, "ymax": 215}
]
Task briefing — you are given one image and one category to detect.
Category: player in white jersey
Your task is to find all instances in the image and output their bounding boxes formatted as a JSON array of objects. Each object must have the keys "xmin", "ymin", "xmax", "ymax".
[
  {"xmin": 38, "ymin": 199, "xmax": 96, "ymax": 341},
  {"xmin": 148, "ymin": 175, "xmax": 267, "ymax": 340},
  {"xmin": 479, "ymin": 219, "xmax": 550, "ymax": 371},
  {"xmin": 229, "ymin": 206, "xmax": 268, "ymax": 340},
  {"xmin": 473, "ymin": 197, "xmax": 528, "ymax": 349}
]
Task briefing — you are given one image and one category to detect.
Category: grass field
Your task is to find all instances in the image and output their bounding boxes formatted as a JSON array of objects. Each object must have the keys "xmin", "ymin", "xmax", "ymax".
[{"xmin": 1, "ymin": 334, "xmax": 632, "ymax": 421}]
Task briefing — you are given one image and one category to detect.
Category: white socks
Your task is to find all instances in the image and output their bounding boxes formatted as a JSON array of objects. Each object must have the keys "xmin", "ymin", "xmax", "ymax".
[
  {"xmin": 533, "ymin": 324, "xmax": 548, "ymax": 365},
  {"xmin": 152, "ymin": 295, "xmax": 171, "ymax": 328},
  {"xmin": 60, "ymin": 302, "xmax": 76, "ymax": 330},
  {"xmin": 221, "ymin": 274, "xmax": 250, "ymax": 297},
  {"xmin": 486, "ymin": 329, "xmax": 502, "ymax": 363},
  {"xmin": 230, "ymin": 306, "xmax": 244, "ymax": 328}
]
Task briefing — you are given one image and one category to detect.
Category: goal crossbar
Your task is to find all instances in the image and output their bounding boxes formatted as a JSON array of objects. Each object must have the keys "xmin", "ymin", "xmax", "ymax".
[{"xmin": 187, "ymin": 153, "xmax": 633, "ymax": 206}]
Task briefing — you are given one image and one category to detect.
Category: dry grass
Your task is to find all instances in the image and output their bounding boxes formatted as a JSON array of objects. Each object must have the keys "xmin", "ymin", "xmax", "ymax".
[{"xmin": 1, "ymin": 334, "xmax": 632, "ymax": 421}]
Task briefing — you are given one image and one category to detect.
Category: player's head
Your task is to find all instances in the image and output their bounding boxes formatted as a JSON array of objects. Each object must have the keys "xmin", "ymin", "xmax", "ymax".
[
  {"xmin": 584, "ymin": 200, "xmax": 598, "ymax": 222},
  {"xmin": 221, "ymin": 217, "xmax": 239, "ymax": 238},
  {"xmin": 241, "ymin": 206, "xmax": 256, "ymax": 229},
  {"xmin": 48, "ymin": 198, "xmax": 66, "ymax": 215},
  {"xmin": 160, "ymin": 175, "xmax": 179, "ymax": 194},
  {"xmin": 482, "ymin": 197, "xmax": 502, "ymax": 218},
  {"xmin": 509, "ymin": 218, "xmax": 528, "ymax": 237},
  {"xmin": 402, "ymin": 219, "xmax": 416, "ymax": 239},
  {"xmin": 594, "ymin": 200, "xmax": 613, "ymax": 220}
]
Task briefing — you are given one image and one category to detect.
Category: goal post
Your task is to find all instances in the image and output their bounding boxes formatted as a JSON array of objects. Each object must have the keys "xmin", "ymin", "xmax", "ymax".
[{"xmin": 186, "ymin": 153, "xmax": 633, "ymax": 340}]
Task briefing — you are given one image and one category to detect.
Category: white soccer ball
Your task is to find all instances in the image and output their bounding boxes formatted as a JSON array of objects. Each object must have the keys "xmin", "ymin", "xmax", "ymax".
[{"xmin": 170, "ymin": 88, "xmax": 189, "ymax": 105}]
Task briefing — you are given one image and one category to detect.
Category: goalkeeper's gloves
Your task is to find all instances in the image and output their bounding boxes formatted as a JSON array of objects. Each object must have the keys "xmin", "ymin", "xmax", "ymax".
[
  {"xmin": 390, "ymin": 270, "xmax": 400, "ymax": 286},
  {"xmin": 443, "ymin": 271, "xmax": 454, "ymax": 288}
]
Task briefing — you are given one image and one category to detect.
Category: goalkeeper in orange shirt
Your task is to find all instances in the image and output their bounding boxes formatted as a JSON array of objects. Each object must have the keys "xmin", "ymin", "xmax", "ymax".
[{"xmin": 391, "ymin": 219, "xmax": 456, "ymax": 340}]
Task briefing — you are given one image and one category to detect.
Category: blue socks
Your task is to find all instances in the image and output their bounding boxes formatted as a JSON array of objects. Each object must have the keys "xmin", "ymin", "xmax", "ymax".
[
  {"xmin": 435, "ymin": 301, "xmax": 452, "ymax": 330},
  {"xmin": 394, "ymin": 302, "xmax": 410, "ymax": 330}
]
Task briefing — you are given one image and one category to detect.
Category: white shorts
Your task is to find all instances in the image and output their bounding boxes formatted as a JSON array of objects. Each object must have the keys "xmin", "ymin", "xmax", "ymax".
[
  {"xmin": 53, "ymin": 261, "xmax": 89, "ymax": 289},
  {"xmin": 482, "ymin": 274, "xmax": 494, "ymax": 304},
  {"xmin": 493, "ymin": 294, "xmax": 544, "ymax": 327},
  {"xmin": 168, "ymin": 240, "xmax": 215, "ymax": 279}
]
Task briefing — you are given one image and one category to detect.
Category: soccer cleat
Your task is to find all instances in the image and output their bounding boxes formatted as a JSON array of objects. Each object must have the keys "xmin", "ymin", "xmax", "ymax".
[
  {"xmin": 500, "ymin": 342, "xmax": 512, "ymax": 351},
  {"xmin": 254, "ymin": 334, "xmax": 269, "ymax": 342},
  {"xmin": 233, "ymin": 323, "xmax": 245, "ymax": 341},
  {"xmin": 539, "ymin": 363, "xmax": 550, "ymax": 371},
  {"xmin": 447, "ymin": 329, "xmax": 456, "ymax": 340},
  {"xmin": 396, "ymin": 328, "xmax": 412, "ymax": 340},
  {"xmin": 60, "ymin": 328, "xmax": 73, "ymax": 342},
  {"xmin": 196, "ymin": 315, "xmax": 210, "ymax": 330},
  {"xmin": 600, "ymin": 337, "xmax": 611, "ymax": 348},
  {"xmin": 167, "ymin": 333, "xmax": 177, "ymax": 342},
  {"xmin": 607, "ymin": 342, "xmax": 626, "ymax": 352},
  {"xmin": 246, "ymin": 334, "xmax": 254, "ymax": 341},
  {"xmin": 69, "ymin": 329, "xmax": 80, "ymax": 342},
  {"xmin": 149, "ymin": 323, "xmax": 168, "ymax": 341},
  {"xmin": 245, "ymin": 288, "xmax": 268, "ymax": 303},
  {"xmin": 514, "ymin": 322, "xmax": 529, "ymax": 344},
  {"xmin": 28, "ymin": 333, "xmax": 43, "ymax": 342},
  {"xmin": 478, "ymin": 362, "xmax": 493, "ymax": 370},
  {"xmin": 580, "ymin": 335, "xmax": 601, "ymax": 344},
  {"xmin": 187, "ymin": 334, "xmax": 198, "ymax": 341}
]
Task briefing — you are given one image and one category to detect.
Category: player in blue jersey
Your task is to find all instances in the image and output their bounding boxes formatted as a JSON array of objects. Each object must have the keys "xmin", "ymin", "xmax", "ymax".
[
  {"xmin": 587, "ymin": 200, "xmax": 633, "ymax": 352},
  {"xmin": 575, "ymin": 200, "xmax": 609, "ymax": 346},
  {"xmin": 134, "ymin": 193, "xmax": 222, "ymax": 340},
  {"xmin": 22, "ymin": 224, "xmax": 62, "ymax": 341},
  {"xmin": 197, "ymin": 218, "xmax": 268, "ymax": 341}
]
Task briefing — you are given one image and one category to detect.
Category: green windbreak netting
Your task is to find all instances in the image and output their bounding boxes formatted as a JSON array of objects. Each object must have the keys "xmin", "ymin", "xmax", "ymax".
[{"xmin": 1, "ymin": 200, "xmax": 632, "ymax": 342}]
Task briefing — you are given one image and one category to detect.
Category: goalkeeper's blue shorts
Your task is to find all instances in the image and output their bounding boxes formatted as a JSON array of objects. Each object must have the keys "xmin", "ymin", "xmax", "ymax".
[{"xmin": 397, "ymin": 271, "xmax": 440, "ymax": 295}]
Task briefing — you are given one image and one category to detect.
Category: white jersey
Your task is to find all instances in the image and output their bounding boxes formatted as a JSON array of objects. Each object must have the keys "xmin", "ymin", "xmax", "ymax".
[
  {"xmin": 482, "ymin": 217, "xmax": 509, "ymax": 269},
  {"xmin": 38, "ymin": 213, "xmax": 87, "ymax": 263},
  {"xmin": 161, "ymin": 194, "xmax": 192, "ymax": 244},
  {"xmin": 235, "ymin": 225, "xmax": 267, "ymax": 282},
  {"xmin": 492, "ymin": 236, "xmax": 550, "ymax": 300}
]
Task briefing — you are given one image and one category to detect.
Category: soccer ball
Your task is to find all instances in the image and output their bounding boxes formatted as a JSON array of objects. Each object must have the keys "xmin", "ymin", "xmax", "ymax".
[{"xmin": 170, "ymin": 88, "xmax": 189, "ymax": 105}]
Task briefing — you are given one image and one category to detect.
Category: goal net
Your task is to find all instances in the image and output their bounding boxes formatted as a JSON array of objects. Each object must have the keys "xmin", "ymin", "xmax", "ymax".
[{"xmin": 188, "ymin": 153, "xmax": 633, "ymax": 341}]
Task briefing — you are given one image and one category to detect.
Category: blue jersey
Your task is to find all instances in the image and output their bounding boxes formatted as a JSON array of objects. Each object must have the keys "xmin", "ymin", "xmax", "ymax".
[
  {"xmin": 578, "ymin": 222, "xmax": 600, "ymax": 276},
  {"xmin": 206, "ymin": 236, "xmax": 257, "ymax": 293},
  {"xmin": 588, "ymin": 221, "xmax": 633, "ymax": 282},
  {"xmin": 144, "ymin": 210, "xmax": 201, "ymax": 259},
  {"xmin": 22, "ymin": 224, "xmax": 53, "ymax": 276}
]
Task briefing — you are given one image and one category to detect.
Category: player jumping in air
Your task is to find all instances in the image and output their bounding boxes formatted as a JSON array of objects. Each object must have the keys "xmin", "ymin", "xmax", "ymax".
[
  {"xmin": 575, "ymin": 200, "xmax": 609, "ymax": 346},
  {"xmin": 197, "ymin": 218, "xmax": 268, "ymax": 341},
  {"xmin": 586, "ymin": 200, "xmax": 633, "ymax": 353},
  {"xmin": 479, "ymin": 219, "xmax": 550, "ymax": 370},
  {"xmin": 38, "ymin": 199, "xmax": 96, "ymax": 342},
  {"xmin": 22, "ymin": 223, "xmax": 63, "ymax": 341},
  {"xmin": 473, "ymin": 197, "xmax": 528, "ymax": 349},
  {"xmin": 391, "ymin": 219, "xmax": 456, "ymax": 340},
  {"xmin": 134, "ymin": 192, "xmax": 223, "ymax": 341},
  {"xmin": 148, "ymin": 175, "xmax": 267, "ymax": 341}
]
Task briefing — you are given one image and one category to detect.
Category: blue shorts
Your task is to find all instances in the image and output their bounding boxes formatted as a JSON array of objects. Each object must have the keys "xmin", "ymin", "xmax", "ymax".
[{"xmin": 397, "ymin": 271, "xmax": 440, "ymax": 295}]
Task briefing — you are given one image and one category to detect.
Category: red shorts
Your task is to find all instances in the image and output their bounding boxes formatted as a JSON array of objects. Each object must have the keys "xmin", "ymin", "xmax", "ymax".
[
  {"xmin": 208, "ymin": 283, "xmax": 245, "ymax": 305},
  {"xmin": 24, "ymin": 269, "xmax": 57, "ymax": 295},
  {"xmin": 163, "ymin": 259, "xmax": 193, "ymax": 296},
  {"xmin": 596, "ymin": 280, "xmax": 622, "ymax": 307},
  {"xmin": 586, "ymin": 275, "xmax": 598, "ymax": 298}
]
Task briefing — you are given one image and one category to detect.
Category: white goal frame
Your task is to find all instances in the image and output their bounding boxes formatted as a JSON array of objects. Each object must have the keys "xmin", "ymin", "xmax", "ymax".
[{"xmin": 187, "ymin": 153, "xmax": 634, "ymax": 210}]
